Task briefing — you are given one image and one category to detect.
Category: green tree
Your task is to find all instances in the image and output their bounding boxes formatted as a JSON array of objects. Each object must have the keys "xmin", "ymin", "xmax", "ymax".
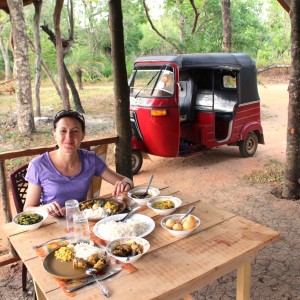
[{"xmin": 257, "ymin": 1, "xmax": 291, "ymax": 66}]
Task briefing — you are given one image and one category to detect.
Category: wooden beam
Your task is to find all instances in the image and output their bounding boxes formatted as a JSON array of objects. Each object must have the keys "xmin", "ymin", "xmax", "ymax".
[
  {"xmin": 0, "ymin": 254, "xmax": 20, "ymax": 267},
  {"xmin": 0, "ymin": 137, "xmax": 118, "ymax": 160},
  {"xmin": 277, "ymin": 0, "xmax": 290, "ymax": 12}
]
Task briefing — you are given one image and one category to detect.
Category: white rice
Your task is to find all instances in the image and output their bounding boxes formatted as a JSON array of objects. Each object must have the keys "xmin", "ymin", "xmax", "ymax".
[
  {"xmin": 97, "ymin": 219, "xmax": 149, "ymax": 241},
  {"xmin": 83, "ymin": 207, "xmax": 108, "ymax": 219},
  {"xmin": 68, "ymin": 241, "xmax": 106, "ymax": 261}
]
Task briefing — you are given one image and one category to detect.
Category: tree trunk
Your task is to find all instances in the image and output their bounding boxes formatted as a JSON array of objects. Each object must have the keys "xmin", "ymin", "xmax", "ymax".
[
  {"xmin": 53, "ymin": 0, "xmax": 70, "ymax": 110},
  {"xmin": 63, "ymin": 62, "xmax": 84, "ymax": 113},
  {"xmin": 108, "ymin": 0, "xmax": 132, "ymax": 179},
  {"xmin": 75, "ymin": 68, "xmax": 83, "ymax": 90},
  {"xmin": 26, "ymin": 34, "xmax": 62, "ymax": 101},
  {"xmin": 7, "ymin": 0, "xmax": 35, "ymax": 135},
  {"xmin": 0, "ymin": 19, "xmax": 12, "ymax": 80},
  {"xmin": 33, "ymin": 0, "xmax": 42, "ymax": 117},
  {"xmin": 283, "ymin": 0, "xmax": 300, "ymax": 199},
  {"xmin": 40, "ymin": 24, "xmax": 84, "ymax": 112},
  {"xmin": 222, "ymin": 0, "xmax": 232, "ymax": 52}
]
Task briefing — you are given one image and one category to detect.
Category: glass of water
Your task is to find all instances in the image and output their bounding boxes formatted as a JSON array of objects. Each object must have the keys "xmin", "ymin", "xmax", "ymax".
[
  {"xmin": 73, "ymin": 211, "xmax": 90, "ymax": 242},
  {"xmin": 65, "ymin": 199, "xmax": 79, "ymax": 232}
]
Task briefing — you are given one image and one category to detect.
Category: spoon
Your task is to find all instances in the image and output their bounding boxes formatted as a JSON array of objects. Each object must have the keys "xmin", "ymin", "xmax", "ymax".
[
  {"xmin": 140, "ymin": 175, "xmax": 154, "ymax": 198},
  {"xmin": 116, "ymin": 205, "xmax": 141, "ymax": 222},
  {"xmin": 180, "ymin": 206, "xmax": 195, "ymax": 223},
  {"xmin": 86, "ymin": 268, "xmax": 110, "ymax": 297}
]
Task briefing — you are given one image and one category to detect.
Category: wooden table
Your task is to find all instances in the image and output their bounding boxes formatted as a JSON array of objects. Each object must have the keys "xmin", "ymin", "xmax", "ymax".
[{"xmin": 2, "ymin": 184, "xmax": 279, "ymax": 300}]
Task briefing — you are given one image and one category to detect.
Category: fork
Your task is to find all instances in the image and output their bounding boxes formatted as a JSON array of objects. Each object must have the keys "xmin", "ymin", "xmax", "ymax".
[{"xmin": 33, "ymin": 235, "xmax": 69, "ymax": 249}]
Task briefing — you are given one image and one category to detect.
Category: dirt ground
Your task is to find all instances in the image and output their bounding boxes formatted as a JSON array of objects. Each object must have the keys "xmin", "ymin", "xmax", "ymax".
[{"xmin": 1, "ymin": 78, "xmax": 300, "ymax": 300}]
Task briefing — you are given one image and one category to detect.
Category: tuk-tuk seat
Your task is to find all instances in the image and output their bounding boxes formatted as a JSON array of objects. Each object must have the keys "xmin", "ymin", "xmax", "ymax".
[
  {"xmin": 195, "ymin": 90, "xmax": 213, "ymax": 112},
  {"xmin": 215, "ymin": 101, "xmax": 238, "ymax": 122},
  {"xmin": 179, "ymin": 76, "xmax": 196, "ymax": 121},
  {"xmin": 215, "ymin": 111, "xmax": 234, "ymax": 122}
]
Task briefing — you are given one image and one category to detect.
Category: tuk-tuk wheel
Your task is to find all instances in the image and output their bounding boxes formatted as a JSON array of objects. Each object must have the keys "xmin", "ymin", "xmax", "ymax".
[
  {"xmin": 239, "ymin": 132, "xmax": 258, "ymax": 157},
  {"xmin": 132, "ymin": 149, "xmax": 143, "ymax": 175}
]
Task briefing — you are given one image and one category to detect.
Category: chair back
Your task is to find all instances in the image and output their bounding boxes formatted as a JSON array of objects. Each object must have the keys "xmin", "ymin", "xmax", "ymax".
[
  {"xmin": 87, "ymin": 144, "xmax": 108, "ymax": 199},
  {"xmin": 9, "ymin": 163, "xmax": 29, "ymax": 213}
]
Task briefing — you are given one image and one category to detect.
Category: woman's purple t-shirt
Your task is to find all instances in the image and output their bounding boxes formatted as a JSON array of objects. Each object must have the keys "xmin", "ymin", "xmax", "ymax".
[{"xmin": 25, "ymin": 149, "xmax": 107, "ymax": 206}]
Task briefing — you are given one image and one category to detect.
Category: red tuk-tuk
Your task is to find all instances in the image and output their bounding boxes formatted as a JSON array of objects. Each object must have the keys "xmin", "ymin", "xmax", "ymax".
[{"xmin": 129, "ymin": 53, "xmax": 264, "ymax": 174}]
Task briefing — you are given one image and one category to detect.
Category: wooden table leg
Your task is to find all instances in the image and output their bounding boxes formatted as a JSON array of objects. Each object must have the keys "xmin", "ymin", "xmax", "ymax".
[
  {"xmin": 33, "ymin": 280, "xmax": 46, "ymax": 300},
  {"xmin": 236, "ymin": 261, "xmax": 251, "ymax": 300}
]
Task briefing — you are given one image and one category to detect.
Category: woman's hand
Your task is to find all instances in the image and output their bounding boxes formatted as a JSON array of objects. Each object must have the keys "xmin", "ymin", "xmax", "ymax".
[
  {"xmin": 101, "ymin": 168, "xmax": 134, "ymax": 196},
  {"xmin": 44, "ymin": 202, "xmax": 65, "ymax": 217},
  {"xmin": 112, "ymin": 179, "xmax": 132, "ymax": 196}
]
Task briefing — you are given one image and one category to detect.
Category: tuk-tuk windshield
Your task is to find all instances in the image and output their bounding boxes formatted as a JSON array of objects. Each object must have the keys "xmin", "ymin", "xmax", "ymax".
[{"xmin": 130, "ymin": 66, "xmax": 175, "ymax": 98}]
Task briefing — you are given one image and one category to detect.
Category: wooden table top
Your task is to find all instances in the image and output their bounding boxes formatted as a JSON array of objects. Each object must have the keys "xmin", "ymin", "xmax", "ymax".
[{"xmin": 2, "ymin": 185, "xmax": 280, "ymax": 300}]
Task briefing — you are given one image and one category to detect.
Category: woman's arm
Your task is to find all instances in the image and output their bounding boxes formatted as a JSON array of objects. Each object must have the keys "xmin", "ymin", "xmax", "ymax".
[
  {"xmin": 24, "ymin": 182, "xmax": 65, "ymax": 217},
  {"xmin": 101, "ymin": 167, "xmax": 134, "ymax": 196},
  {"xmin": 24, "ymin": 182, "xmax": 42, "ymax": 211}
]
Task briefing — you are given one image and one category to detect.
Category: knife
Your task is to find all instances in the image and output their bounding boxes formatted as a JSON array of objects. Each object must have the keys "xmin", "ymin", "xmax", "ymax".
[{"xmin": 67, "ymin": 269, "xmax": 121, "ymax": 293}]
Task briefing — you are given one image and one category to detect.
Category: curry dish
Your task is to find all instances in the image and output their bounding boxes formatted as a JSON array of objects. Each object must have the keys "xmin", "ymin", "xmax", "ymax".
[{"xmin": 152, "ymin": 200, "xmax": 175, "ymax": 209}]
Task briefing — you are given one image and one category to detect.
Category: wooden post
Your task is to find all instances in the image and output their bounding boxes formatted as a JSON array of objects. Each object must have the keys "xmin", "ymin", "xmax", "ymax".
[
  {"xmin": 0, "ymin": 160, "xmax": 12, "ymax": 222},
  {"xmin": 0, "ymin": 160, "xmax": 17, "ymax": 257}
]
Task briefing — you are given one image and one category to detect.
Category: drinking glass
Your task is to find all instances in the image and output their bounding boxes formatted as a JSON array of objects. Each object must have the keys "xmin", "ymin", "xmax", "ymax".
[
  {"xmin": 65, "ymin": 199, "xmax": 79, "ymax": 232},
  {"xmin": 73, "ymin": 211, "xmax": 90, "ymax": 242}
]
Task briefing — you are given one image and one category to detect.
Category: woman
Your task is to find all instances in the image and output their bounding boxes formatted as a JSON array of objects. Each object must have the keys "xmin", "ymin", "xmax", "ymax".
[{"xmin": 24, "ymin": 109, "xmax": 133, "ymax": 217}]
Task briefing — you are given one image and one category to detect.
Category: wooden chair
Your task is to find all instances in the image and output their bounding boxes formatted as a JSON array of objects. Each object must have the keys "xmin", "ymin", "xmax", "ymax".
[
  {"xmin": 9, "ymin": 163, "xmax": 29, "ymax": 292},
  {"xmin": 86, "ymin": 144, "xmax": 108, "ymax": 199}
]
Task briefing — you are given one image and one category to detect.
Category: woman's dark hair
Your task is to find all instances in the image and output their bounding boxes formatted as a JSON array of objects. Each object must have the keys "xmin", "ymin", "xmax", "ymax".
[{"xmin": 53, "ymin": 110, "xmax": 85, "ymax": 132}]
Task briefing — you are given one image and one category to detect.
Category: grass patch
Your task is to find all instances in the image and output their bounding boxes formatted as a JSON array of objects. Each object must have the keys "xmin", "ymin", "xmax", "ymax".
[{"xmin": 242, "ymin": 159, "xmax": 284, "ymax": 185}]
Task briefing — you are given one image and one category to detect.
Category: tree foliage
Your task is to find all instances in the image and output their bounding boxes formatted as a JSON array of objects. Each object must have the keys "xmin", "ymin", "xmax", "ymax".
[{"xmin": 0, "ymin": 0, "xmax": 291, "ymax": 81}]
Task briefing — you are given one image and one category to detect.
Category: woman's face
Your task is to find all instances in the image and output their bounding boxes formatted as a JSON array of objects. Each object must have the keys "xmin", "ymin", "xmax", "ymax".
[{"xmin": 53, "ymin": 117, "xmax": 85, "ymax": 153}]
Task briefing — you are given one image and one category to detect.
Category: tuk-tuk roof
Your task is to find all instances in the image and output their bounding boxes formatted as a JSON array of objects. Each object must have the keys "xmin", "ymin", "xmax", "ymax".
[
  {"xmin": 134, "ymin": 53, "xmax": 255, "ymax": 70},
  {"xmin": 134, "ymin": 53, "xmax": 259, "ymax": 104}
]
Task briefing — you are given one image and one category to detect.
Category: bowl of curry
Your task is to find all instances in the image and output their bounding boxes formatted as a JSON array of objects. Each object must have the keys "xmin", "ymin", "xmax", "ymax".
[{"xmin": 147, "ymin": 196, "xmax": 182, "ymax": 215}]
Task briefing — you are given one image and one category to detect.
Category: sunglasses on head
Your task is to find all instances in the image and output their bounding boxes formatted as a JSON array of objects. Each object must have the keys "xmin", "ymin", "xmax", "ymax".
[{"xmin": 54, "ymin": 110, "xmax": 85, "ymax": 123}]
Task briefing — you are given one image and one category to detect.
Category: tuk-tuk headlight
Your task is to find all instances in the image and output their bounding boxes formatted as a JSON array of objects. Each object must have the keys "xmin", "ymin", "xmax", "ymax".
[{"xmin": 151, "ymin": 109, "xmax": 167, "ymax": 117}]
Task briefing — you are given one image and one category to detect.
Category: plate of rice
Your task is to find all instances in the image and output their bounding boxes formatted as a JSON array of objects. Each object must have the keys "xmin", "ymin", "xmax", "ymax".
[
  {"xmin": 79, "ymin": 198, "xmax": 126, "ymax": 221},
  {"xmin": 93, "ymin": 214, "xmax": 155, "ymax": 242},
  {"xmin": 43, "ymin": 241, "xmax": 108, "ymax": 279}
]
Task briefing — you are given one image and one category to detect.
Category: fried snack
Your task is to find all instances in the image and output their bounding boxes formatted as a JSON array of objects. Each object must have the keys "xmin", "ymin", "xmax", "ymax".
[
  {"xmin": 93, "ymin": 258, "xmax": 106, "ymax": 270},
  {"xmin": 131, "ymin": 241, "xmax": 143, "ymax": 255},
  {"xmin": 87, "ymin": 253, "xmax": 99, "ymax": 265},
  {"xmin": 73, "ymin": 257, "xmax": 88, "ymax": 269}
]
